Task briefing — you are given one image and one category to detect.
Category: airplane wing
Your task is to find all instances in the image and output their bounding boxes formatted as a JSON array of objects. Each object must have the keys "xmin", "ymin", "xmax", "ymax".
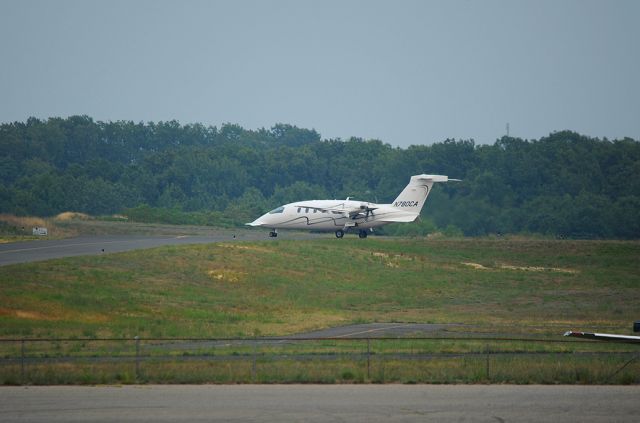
[{"xmin": 563, "ymin": 331, "xmax": 640, "ymax": 344}]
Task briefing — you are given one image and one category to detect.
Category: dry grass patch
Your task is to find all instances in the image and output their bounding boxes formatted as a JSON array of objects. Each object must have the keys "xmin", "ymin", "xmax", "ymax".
[
  {"xmin": 207, "ymin": 269, "xmax": 246, "ymax": 283},
  {"xmin": 461, "ymin": 261, "xmax": 578, "ymax": 274},
  {"xmin": 0, "ymin": 213, "xmax": 81, "ymax": 239},
  {"xmin": 499, "ymin": 264, "xmax": 578, "ymax": 274},
  {"xmin": 0, "ymin": 214, "xmax": 48, "ymax": 228},
  {"xmin": 367, "ymin": 250, "xmax": 415, "ymax": 268},
  {"xmin": 461, "ymin": 262, "xmax": 490, "ymax": 270},
  {"xmin": 216, "ymin": 244, "xmax": 274, "ymax": 253},
  {"xmin": 54, "ymin": 212, "xmax": 91, "ymax": 221},
  {"xmin": 0, "ymin": 305, "xmax": 109, "ymax": 324}
]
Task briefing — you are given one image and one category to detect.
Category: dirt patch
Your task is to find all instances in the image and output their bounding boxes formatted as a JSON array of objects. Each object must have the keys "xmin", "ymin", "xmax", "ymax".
[
  {"xmin": 216, "ymin": 244, "xmax": 273, "ymax": 254},
  {"xmin": 0, "ymin": 307, "xmax": 57, "ymax": 321},
  {"xmin": 499, "ymin": 264, "xmax": 578, "ymax": 274},
  {"xmin": 369, "ymin": 251, "xmax": 413, "ymax": 268},
  {"xmin": 0, "ymin": 306, "xmax": 108, "ymax": 323},
  {"xmin": 461, "ymin": 261, "xmax": 577, "ymax": 274},
  {"xmin": 207, "ymin": 269, "xmax": 246, "ymax": 283},
  {"xmin": 461, "ymin": 262, "xmax": 490, "ymax": 270}
]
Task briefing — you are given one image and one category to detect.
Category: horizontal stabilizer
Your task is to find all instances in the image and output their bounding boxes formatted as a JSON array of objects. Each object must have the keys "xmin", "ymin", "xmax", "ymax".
[{"xmin": 410, "ymin": 174, "xmax": 461, "ymax": 183}]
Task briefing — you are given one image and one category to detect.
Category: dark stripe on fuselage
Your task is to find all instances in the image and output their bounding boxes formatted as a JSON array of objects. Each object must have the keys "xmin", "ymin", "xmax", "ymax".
[{"xmin": 273, "ymin": 209, "xmax": 411, "ymax": 230}]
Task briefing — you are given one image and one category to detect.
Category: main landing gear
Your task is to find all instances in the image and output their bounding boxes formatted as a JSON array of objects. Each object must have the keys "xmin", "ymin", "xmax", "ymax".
[
  {"xmin": 269, "ymin": 230, "xmax": 278, "ymax": 238},
  {"xmin": 335, "ymin": 229, "xmax": 369, "ymax": 239}
]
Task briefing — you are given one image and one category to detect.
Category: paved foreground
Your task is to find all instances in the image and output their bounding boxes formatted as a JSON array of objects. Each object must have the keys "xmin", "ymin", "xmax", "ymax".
[{"xmin": 1, "ymin": 385, "xmax": 638, "ymax": 422}]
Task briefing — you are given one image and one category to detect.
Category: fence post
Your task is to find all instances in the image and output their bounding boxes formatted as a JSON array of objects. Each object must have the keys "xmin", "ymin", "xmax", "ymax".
[
  {"xmin": 20, "ymin": 339, "xmax": 25, "ymax": 384},
  {"xmin": 252, "ymin": 339, "xmax": 257, "ymax": 383},
  {"xmin": 134, "ymin": 336, "xmax": 140, "ymax": 381},
  {"xmin": 485, "ymin": 344, "xmax": 490, "ymax": 381},
  {"xmin": 367, "ymin": 338, "xmax": 371, "ymax": 381}
]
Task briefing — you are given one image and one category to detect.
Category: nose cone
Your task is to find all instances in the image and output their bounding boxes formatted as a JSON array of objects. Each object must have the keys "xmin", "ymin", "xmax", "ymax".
[{"xmin": 246, "ymin": 215, "xmax": 267, "ymax": 227}]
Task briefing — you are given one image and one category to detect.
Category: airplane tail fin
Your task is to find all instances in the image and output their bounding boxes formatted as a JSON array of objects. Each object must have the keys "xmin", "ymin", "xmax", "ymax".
[{"xmin": 391, "ymin": 174, "xmax": 456, "ymax": 215}]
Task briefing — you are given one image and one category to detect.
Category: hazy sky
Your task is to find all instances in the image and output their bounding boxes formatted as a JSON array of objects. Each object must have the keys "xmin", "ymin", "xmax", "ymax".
[{"xmin": 1, "ymin": 0, "xmax": 638, "ymax": 147}]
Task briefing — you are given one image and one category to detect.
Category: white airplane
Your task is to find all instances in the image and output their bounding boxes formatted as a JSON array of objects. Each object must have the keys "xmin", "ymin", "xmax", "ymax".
[
  {"xmin": 247, "ymin": 174, "xmax": 459, "ymax": 238},
  {"xmin": 564, "ymin": 331, "xmax": 640, "ymax": 344},
  {"xmin": 564, "ymin": 321, "xmax": 640, "ymax": 344}
]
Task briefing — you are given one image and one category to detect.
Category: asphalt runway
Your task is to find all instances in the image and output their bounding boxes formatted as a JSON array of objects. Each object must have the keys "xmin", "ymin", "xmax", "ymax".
[
  {"xmin": 0, "ymin": 232, "xmax": 317, "ymax": 266},
  {"xmin": 1, "ymin": 385, "xmax": 638, "ymax": 422}
]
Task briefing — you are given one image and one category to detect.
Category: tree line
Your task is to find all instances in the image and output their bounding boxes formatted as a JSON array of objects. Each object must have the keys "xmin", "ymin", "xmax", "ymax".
[{"xmin": 1, "ymin": 115, "xmax": 638, "ymax": 238}]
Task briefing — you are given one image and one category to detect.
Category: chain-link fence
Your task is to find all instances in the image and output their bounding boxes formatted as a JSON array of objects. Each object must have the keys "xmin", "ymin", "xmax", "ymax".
[{"xmin": 1, "ymin": 337, "xmax": 638, "ymax": 384}]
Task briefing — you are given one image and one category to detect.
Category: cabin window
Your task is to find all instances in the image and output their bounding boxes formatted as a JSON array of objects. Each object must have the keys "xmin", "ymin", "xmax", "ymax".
[
  {"xmin": 297, "ymin": 207, "xmax": 301, "ymax": 213},
  {"xmin": 268, "ymin": 206, "xmax": 285, "ymax": 214},
  {"xmin": 305, "ymin": 208, "xmax": 309, "ymax": 213},
  {"xmin": 313, "ymin": 209, "xmax": 317, "ymax": 213}
]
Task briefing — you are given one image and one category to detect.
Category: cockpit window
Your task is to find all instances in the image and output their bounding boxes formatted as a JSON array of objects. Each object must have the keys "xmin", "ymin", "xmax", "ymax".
[{"xmin": 268, "ymin": 206, "xmax": 285, "ymax": 214}]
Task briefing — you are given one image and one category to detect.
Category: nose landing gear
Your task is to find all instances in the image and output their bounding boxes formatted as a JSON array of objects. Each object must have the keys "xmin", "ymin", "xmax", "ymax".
[
  {"xmin": 358, "ymin": 230, "xmax": 368, "ymax": 239},
  {"xmin": 269, "ymin": 230, "xmax": 278, "ymax": 238}
]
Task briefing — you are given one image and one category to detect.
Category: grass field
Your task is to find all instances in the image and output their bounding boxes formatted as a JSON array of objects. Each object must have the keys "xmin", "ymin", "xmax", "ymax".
[
  {"xmin": 2, "ymin": 236, "xmax": 639, "ymax": 384},
  {"xmin": 1, "ymin": 237, "xmax": 638, "ymax": 339}
]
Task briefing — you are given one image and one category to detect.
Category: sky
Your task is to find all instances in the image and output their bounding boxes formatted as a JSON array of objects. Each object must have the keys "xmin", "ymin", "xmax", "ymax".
[{"xmin": 1, "ymin": 0, "xmax": 638, "ymax": 147}]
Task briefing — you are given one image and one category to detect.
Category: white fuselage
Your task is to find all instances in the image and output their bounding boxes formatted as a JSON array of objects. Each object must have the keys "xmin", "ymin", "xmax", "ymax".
[{"xmin": 248, "ymin": 199, "xmax": 417, "ymax": 231}]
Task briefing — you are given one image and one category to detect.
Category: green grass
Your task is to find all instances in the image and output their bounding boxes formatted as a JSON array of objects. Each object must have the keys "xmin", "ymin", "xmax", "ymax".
[{"xmin": 0, "ymin": 238, "xmax": 639, "ymax": 339}]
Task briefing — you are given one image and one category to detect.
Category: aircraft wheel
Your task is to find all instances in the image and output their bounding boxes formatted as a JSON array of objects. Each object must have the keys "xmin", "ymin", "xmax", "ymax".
[
  {"xmin": 358, "ymin": 230, "xmax": 368, "ymax": 239},
  {"xmin": 335, "ymin": 230, "xmax": 344, "ymax": 239},
  {"xmin": 269, "ymin": 231, "xmax": 278, "ymax": 238}
]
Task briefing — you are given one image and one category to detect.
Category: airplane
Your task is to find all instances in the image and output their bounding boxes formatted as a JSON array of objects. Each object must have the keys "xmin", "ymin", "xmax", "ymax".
[
  {"xmin": 564, "ymin": 321, "xmax": 640, "ymax": 344},
  {"xmin": 247, "ymin": 174, "xmax": 459, "ymax": 238}
]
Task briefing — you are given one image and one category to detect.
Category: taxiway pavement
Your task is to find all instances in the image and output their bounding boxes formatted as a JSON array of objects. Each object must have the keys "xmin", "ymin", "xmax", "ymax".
[
  {"xmin": 0, "ymin": 232, "xmax": 315, "ymax": 266},
  {"xmin": 1, "ymin": 384, "xmax": 637, "ymax": 422}
]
